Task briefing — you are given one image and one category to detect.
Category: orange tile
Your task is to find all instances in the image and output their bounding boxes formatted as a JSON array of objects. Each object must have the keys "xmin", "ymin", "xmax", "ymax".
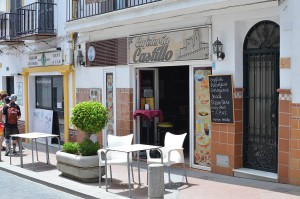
[
  {"xmin": 290, "ymin": 158, "xmax": 299, "ymax": 169},
  {"xmin": 291, "ymin": 140, "xmax": 300, "ymax": 149},
  {"xmin": 234, "ymin": 99, "xmax": 243, "ymax": 110},
  {"xmin": 220, "ymin": 132, "xmax": 228, "ymax": 143},
  {"xmin": 229, "ymin": 156, "xmax": 234, "ymax": 168},
  {"xmin": 290, "ymin": 169, "xmax": 300, "ymax": 180},
  {"xmin": 211, "ymin": 124, "xmax": 220, "ymax": 131},
  {"xmin": 278, "ymin": 151, "xmax": 289, "ymax": 165},
  {"xmin": 220, "ymin": 124, "xmax": 228, "ymax": 132},
  {"xmin": 228, "ymin": 144, "xmax": 235, "ymax": 157},
  {"xmin": 211, "ymin": 142, "xmax": 220, "ymax": 154},
  {"xmin": 212, "ymin": 165, "xmax": 229, "ymax": 176},
  {"xmin": 291, "ymin": 107, "xmax": 298, "ymax": 117},
  {"xmin": 291, "ymin": 129, "xmax": 300, "ymax": 139},
  {"xmin": 290, "ymin": 178, "xmax": 300, "ymax": 186},
  {"xmin": 235, "ymin": 145, "xmax": 243, "ymax": 156},
  {"xmin": 234, "ymin": 110, "xmax": 243, "ymax": 121},
  {"xmin": 211, "ymin": 153, "xmax": 216, "ymax": 164},
  {"xmin": 279, "ymin": 113, "xmax": 290, "ymax": 126},
  {"xmin": 228, "ymin": 133, "xmax": 234, "ymax": 145},
  {"xmin": 279, "ymin": 177, "xmax": 289, "ymax": 184},
  {"xmin": 129, "ymin": 121, "xmax": 133, "ymax": 131},
  {"xmin": 279, "ymin": 126, "xmax": 290, "ymax": 139},
  {"xmin": 291, "ymin": 118, "xmax": 300, "ymax": 129},
  {"xmin": 228, "ymin": 125, "xmax": 235, "ymax": 133},
  {"xmin": 235, "ymin": 133, "xmax": 243, "ymax": 145},
  {"xmin": 234, "ymin": 156, "xmax": 243, "ymax": 169},
  {"xmin": 211, "ymin": 131, "xmax": 220, "ymax": 143},
  {"xmin": 278, "ymin": 165, "xmax": 289, "ymax": 178},
  {"xmin": 235, "ymin": 122, "xmax": 243, "ymax": 133},
  {"xmin": 279, "ymin": 100, "xmax": 290, "ymax": 113},
  {"xmin": 219, "ymin": 143, "xmax": 228, "ymax": 154},
  {"xmin": 291, "ymin": 149, "xmax": 300, "ymax": 159},
  {"xmin": 279, "ymin": 139, "xmax": 289, "ymax": 152}
]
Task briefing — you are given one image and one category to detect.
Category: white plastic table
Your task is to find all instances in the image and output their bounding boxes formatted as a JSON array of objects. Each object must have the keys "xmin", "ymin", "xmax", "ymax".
[
  {"xmin": 9, "ymin": 132, "xmax": 60, "ymax": 169},
  {"xmin": 101, "ymin": 144, "xmax": 163, "ymax": 198}
]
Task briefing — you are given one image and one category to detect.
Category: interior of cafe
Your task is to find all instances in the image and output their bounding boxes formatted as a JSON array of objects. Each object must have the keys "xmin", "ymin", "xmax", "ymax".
[{"xmin": 137, "ymin": 66, "xmax": 190, "ymax": 158}]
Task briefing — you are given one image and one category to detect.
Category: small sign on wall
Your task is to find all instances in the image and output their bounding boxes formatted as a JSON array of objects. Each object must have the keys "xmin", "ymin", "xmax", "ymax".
[
  {"xmin": 216, "ymin": 154, "xmax": 229, "ymax": 168},
  {"xmin": 16, "ymin": 82, "xmax": 23, "ymax": 106},
  {"xmin": 90, "ymin": 89, "xmax": 100, "ymax": 102}
]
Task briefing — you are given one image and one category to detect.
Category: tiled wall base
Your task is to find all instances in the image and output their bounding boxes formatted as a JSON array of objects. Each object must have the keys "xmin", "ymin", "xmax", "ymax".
[
  {"xmin": 73, "ymin": 88, "xmax": 133, "ymax": 143},
  {"xmin": 211, "ymin": 88, "xmax": 243, "ymax": 176},
  {"xmin": 278, "ymin": 89, "xmax": 291, "ymax": 184},
  {"xmin": 116, "ymin": 88, "xmax": 133, "ymax": 136},
  {"xmin": 290, "ymin": 103, "xmax": 300, "ymax": 185}
]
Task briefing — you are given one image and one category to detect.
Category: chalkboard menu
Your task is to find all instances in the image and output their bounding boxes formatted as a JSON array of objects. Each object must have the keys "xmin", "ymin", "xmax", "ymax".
[{"xmin": 209, "ymin": 75, "xmax": 234, "ymax": 123}]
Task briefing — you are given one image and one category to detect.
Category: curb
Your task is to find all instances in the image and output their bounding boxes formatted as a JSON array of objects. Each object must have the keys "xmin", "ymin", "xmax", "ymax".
[{"xmin": 0, "ymin": 166, "xmax": 100, "ymax": 199}]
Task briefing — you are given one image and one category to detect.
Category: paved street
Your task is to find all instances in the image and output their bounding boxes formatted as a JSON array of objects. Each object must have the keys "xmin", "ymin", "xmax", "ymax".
[
  {"xmin": 1, "ymin": 142, "xmax": 300, "ymax": 199},
  {"xmin": 0, "ymin": 170, "xmax": 84, "ymax": 199}
]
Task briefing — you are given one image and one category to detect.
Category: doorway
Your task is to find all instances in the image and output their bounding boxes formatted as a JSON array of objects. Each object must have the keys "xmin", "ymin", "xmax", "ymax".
[
  {"xmin": 6, "ymin": 76, "xmax": 14, "ymax": 95},
  {"xmin": 243, "ymin": 21, "xmax": 280, "ymax": 173},
  {"xmin": 136, "ymin": 66, "xmax": 190, "ymax": 159}
]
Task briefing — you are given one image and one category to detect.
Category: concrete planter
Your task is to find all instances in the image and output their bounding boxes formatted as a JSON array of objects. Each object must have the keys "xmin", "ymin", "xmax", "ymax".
[{"xmin": 56, "ymin": 151, "xmax": 104, "ymax": 183}]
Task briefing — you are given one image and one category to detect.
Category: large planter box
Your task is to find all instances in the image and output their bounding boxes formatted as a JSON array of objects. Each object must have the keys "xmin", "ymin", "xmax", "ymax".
[{"xmin": 56, "ymin": 151, "xmax": 104, "ymax": 183}]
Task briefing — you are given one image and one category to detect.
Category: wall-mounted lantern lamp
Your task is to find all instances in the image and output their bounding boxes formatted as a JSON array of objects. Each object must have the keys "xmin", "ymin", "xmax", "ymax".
[{"xmin": 213, "ymin": 37, "xmax": 225, "ymax": 60}]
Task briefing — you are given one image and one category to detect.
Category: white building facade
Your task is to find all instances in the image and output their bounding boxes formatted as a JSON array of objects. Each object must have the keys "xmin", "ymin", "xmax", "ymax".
[{"xmin": 1, "ymin": 0, "xmax": 300, "ymax": 185}]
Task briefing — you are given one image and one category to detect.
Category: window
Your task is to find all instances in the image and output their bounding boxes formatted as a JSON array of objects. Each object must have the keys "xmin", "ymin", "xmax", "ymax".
[{"xmin": 36, "ymin": 76, "xmax": 63, "ymax": 110}]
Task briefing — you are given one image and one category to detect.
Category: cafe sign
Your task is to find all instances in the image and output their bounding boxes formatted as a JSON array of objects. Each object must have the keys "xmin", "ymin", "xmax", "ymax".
[
  {"xmin": 28, "ymin": 51, "xmax": 63, "ymax": 67},
  {"xmin": 129, "ymin": 26, "xmax": 210, "ymax": 64}
]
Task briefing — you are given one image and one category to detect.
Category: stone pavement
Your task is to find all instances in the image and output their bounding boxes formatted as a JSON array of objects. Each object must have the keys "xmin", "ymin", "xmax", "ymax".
[{"xmin": 0, "ymin": 142, "xmax": 300, "ymax": 199}]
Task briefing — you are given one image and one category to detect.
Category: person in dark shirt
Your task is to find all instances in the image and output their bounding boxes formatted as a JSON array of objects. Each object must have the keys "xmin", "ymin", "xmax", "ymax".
[{"xmin": 3, "ymin": 94, "xmax": 21, "ymax": 155}]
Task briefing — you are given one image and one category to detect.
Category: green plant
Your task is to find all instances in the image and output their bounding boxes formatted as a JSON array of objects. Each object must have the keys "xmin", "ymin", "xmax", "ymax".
[
  {"xmin": 78, "ymin": 139, "xmax": 100, "ymax": 156},
  {"xmin": 62, "ymin": 142, "xmax": 79, "ymax": 154},
  {"xmin": 70, "ymin": 101, "xmax": 108, "ymax": 135}
]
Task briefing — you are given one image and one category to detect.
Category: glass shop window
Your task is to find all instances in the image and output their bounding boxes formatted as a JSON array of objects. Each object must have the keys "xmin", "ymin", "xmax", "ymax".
[{"xmin": 36, "ymin": 76, "xmax": 63, "ymax": 110}]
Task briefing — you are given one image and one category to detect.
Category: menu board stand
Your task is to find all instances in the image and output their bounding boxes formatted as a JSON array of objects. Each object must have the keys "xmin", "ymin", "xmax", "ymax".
[{"xmin": 208, "ymin": 75, "xmax": 234, "ymax": 124}]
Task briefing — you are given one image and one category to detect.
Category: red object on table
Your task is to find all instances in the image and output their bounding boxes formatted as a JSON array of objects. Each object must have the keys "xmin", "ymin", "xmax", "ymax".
[{"xmin": 133, "ymin": 110, "xmax": 164, "ymax": 122}]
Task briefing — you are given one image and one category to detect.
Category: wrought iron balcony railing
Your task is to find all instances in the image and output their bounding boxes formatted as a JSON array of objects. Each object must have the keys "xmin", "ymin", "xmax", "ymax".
[
  {"xmin": 17, "ymin": 1, "xmax": 56, "ymax": 39},
  {"xmin": 0, "ymin": 13, "xmax": 18, "ymax": 41},
  {"xmin": 67, "ymin": 0, "xmax": 162, "ymax": 21}
]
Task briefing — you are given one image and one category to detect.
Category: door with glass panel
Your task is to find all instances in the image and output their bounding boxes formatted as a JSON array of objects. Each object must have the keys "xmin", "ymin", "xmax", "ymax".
[{"xmin": 36, "ymin": 76, "xmax": 63, "ymax": 143}]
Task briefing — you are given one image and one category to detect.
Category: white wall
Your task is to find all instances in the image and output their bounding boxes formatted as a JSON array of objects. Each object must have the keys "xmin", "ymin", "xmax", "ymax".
[
  {"xmin": 290, "ymin": 0, "xmax": 300, "ymax": 102},
  {"xmin": 211, "ymin": 7, "xmax": 279, "ymax": 88},
  {"xmin": 75, "ymin": 2, "xmax": 279, "ymax": 91},
  {"xmin": 279, "ymin": 0, "xmax": 300, "ymax": 103},
  {"xmin": 75, "ymin": 67, "xmax": 104, "ymax": 88},
  {"xmin": 0, "ymin": 1, "xmax": 6, "ymax": 12},
  {"xmin": 116, "ymin": 66, "xmax": 131, "ymax": 88},
  {"xmin": 56, "ymin": 0, "xmax": 67, "ymax": 37},
  {"xmin": 279, "ymin": 0, "xmax": 292, "ymax": 90}
]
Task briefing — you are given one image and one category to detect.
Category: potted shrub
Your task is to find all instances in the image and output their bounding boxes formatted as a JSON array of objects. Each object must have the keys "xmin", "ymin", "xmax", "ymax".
[{"xmin": 56, "ymin": 101, "xmax": 108, "ymax": 182}]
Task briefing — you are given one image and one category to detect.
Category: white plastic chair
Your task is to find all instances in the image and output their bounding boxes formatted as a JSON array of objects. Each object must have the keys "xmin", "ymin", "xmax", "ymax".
[
  {"xmin": 146, "ymin": 132, "xmax": 188, "ymax": 188},
  {"xmin": 98, "ymin": 134, "xmax": 134, "ymax": 187}
]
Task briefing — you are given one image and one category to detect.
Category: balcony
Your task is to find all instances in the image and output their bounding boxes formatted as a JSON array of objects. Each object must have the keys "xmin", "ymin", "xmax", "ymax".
[
  {"xmin": 17, "ymin": 1, "xmax": 56, "ymax": 40},
  {"xmin": 67, "ymin": 0, "xmax": 162, "ymax": 21},
  {"xmin": 0, "ymin": 13, "xmax": 23, "ymax": 45}
]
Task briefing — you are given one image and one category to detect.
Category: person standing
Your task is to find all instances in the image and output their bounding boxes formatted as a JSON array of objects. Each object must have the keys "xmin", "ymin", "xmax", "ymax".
[
  {"xmin": 0, "ymin": 90, "xmax": 8, "ymax": 152},
  {"xmin": 3, "ymin": 94, "xmax": 21, "ymax": 155}
]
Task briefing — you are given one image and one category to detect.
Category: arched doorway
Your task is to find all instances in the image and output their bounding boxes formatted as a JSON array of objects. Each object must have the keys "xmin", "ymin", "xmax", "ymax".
[{"xmin": 243, "ymin": 21, "xmax": 280, "ymax": 173}]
